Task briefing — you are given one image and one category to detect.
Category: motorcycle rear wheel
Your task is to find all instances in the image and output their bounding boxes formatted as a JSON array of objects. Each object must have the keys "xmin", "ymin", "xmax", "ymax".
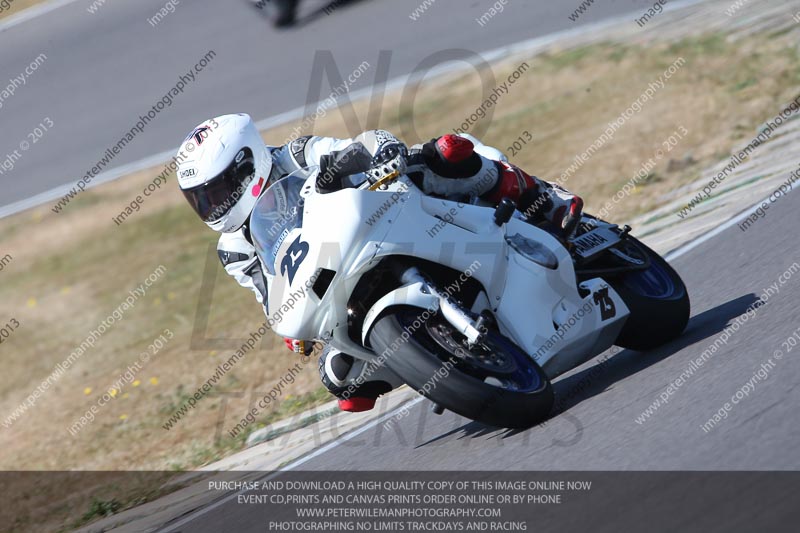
[{"xmin": 608, "ymin": 238, "xmax": 690, "ymax": 351}]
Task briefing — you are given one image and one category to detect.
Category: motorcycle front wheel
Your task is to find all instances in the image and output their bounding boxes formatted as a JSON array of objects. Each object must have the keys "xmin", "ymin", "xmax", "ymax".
[{"xmin": 369, "ymin": 307, "xmax": 553, "ymax": 429}]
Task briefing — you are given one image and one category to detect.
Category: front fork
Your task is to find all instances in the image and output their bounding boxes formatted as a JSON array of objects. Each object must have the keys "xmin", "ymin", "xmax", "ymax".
[
  {"xmin": 359, "ymin": 263, "xmax": 489, "ymax": 350},
  {"xmin": 398, "ymin": 267, "xmax": 486, "ymax": 346}
]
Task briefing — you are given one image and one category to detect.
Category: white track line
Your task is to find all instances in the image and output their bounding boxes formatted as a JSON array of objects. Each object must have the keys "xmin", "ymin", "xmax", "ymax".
[
  {"xmin": 0, "ymin": 0, "xmax": 704, "ymax": 220},
  {"xmin": 156, "ymin": 396, "xmax": 424, "ymax": 533},
  {"xmin": 0, "ymin": 148, "xmax": 177, "ymax": 219},
  {"xmin": 664, "ymin": 184, "xmax": 798, "ymax": 261}
]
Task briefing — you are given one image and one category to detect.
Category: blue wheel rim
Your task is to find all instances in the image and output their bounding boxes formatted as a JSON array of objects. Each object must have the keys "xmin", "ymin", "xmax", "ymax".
[
  {"xmin": 399, "ymin": 310, "xmax": 543, "ymax": 393},
  {"xmin": 490, "ymin": 333, "xmax": 543, "ymax": 393},
  {"xmin": 623, "ymin": 258, "xmax": 679, "ymax": 300}
]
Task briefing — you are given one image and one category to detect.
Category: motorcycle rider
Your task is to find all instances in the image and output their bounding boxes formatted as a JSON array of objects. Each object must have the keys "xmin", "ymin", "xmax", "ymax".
[
  {"xmin": 177, "ymin": 113, "xmax": 583, "ymax": 413},
  {"xmin": 256, "ymin": 0, "xmax": 299, "ymax": 27}
]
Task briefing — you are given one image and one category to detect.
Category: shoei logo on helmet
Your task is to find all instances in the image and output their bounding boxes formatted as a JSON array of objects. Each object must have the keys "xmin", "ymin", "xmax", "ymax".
[
  {"xmin": 180, "ymin": 168, "xmax": 196, "ymax": 178},
  {"xmin": 251, "ymin": 177, "xmax": 265, "ymax": 197}
]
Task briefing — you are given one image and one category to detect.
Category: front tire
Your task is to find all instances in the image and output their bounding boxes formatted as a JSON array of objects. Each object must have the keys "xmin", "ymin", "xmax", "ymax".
[{"xmin": 369, "ymin": 308, "xmax": 553, "ymax": 429}]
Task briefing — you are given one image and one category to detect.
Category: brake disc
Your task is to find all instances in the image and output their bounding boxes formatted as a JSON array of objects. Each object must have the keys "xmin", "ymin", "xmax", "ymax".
[{"xmin": 425, "ymin": 316, "xmax": 518, "ymax": 375}]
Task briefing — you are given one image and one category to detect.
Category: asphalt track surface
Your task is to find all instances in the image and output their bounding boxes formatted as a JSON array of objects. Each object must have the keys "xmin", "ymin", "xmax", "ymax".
[
  {"xmin": 157, "ymin": 189, "xmax": 800, "ymax": 532},
  {"xmin": 0, "ymin": 0, "xmax": 664, "ymax": 210},
  {"xmin": 296, "ymin": 193, "xmax": 800, "ymax": 472},
  {"xmin": 6, "ymin": 1, "xmax": 797, "ymax": 531}
]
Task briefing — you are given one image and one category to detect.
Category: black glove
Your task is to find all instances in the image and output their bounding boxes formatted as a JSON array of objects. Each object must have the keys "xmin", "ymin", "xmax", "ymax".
[{"xmin": 317, "ymin": 142, "xmax": 374, "ymax": 193}]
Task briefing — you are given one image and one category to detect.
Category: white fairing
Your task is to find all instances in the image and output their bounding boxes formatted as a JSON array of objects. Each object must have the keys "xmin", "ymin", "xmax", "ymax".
[{"xmin": 251, "ymin": 167, "xmax": 630, "ymax": 380}]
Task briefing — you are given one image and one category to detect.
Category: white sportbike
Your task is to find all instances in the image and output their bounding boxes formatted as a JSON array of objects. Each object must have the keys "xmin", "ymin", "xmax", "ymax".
[{"xmin": 250, "ymin": 166, "xmax": 689, "ymax": 428}]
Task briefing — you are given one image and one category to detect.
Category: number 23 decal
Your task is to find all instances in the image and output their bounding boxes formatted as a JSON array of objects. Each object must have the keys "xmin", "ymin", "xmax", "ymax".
[
  {"xmin": 280, "ymin": 235, "xmax": 309, "ymax": 285},
  {"xmin": 593, "ymin": 286, "xmax": 617, "ymax": 321}
]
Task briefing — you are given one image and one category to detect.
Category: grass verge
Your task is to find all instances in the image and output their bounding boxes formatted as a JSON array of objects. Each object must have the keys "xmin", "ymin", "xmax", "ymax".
[
  {"xmin": 0, "ymin": 0, "xmax": 47, "ymax": 20},
  {"xmin": 1, "ymin": 23, "xmax": 799, "ymax": 532}
]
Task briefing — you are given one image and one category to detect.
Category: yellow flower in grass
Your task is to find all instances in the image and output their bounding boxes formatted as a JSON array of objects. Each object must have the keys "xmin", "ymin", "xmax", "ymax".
[
  {"xmin": 149, "ymin": 377, "xmax": 159, "ymax": 385},
  {"xmin": 83, "ymin": 387, "xmax": 92, "ymax": 395},
  {"xmin": 119, "ymin": 414, "xmax": 128, "ymax": 421}
]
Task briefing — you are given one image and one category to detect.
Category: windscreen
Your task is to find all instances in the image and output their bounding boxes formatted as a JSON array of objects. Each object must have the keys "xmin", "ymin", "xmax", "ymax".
[{"xmin": 249, "ymin": 170, "xmax": 309, "ymax": 276}]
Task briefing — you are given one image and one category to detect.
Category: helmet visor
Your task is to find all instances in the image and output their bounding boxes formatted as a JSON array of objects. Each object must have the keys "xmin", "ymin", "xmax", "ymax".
[{"xmin": 182, "ymin": 148, "xmax": 256, "ymax": 222}]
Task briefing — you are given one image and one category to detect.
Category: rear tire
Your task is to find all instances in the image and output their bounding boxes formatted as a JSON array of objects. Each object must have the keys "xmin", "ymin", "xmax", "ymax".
[
  {"xmin": 609, "ymin": 239, "xmax": 690, "ymax": 351},
  {"xmin": 369, "ymin": 308, "xmax": 553, "ymax": 429}
]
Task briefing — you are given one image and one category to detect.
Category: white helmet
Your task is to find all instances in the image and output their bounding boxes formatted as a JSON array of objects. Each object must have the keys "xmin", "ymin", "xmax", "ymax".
[{"xmin": 177, "ymin": 113, "xmax": 273, "ymax": 233}]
